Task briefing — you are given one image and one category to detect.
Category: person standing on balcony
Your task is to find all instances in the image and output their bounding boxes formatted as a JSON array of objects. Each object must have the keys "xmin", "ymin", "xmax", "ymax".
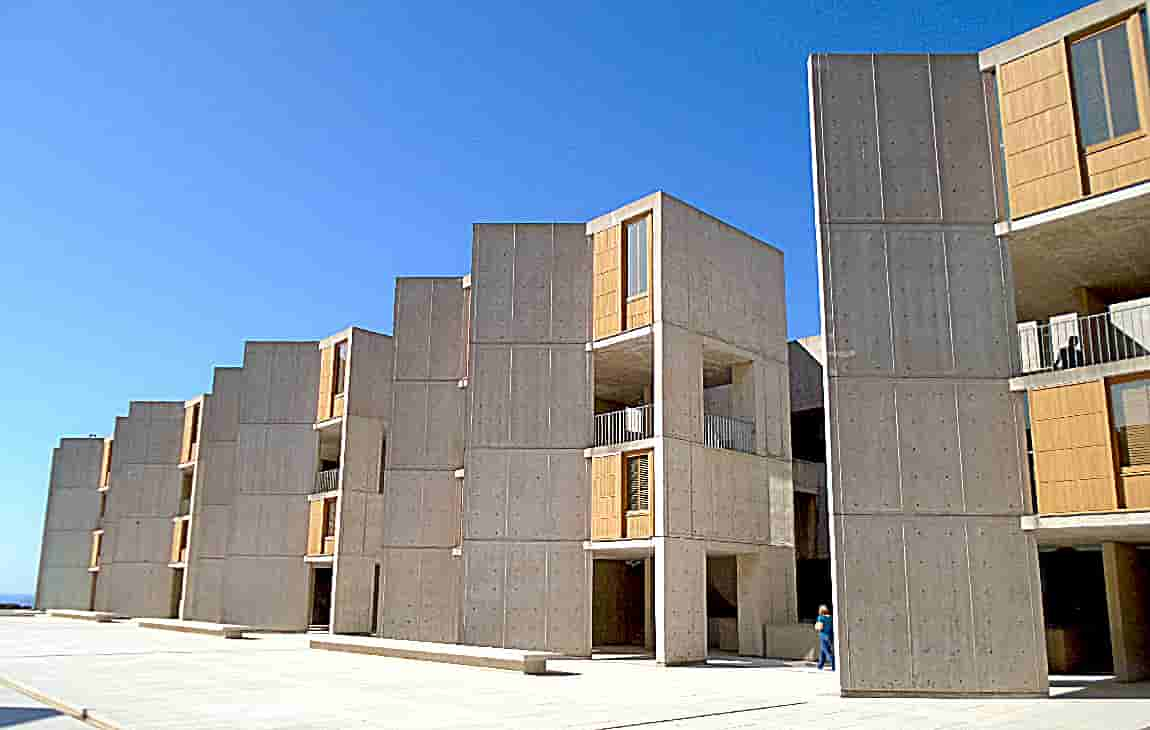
[
  {"xmin": 1055, "ymin": 335, "xmax": 1083, "ymax": 370},
  {"xmin": 815, "ymin": 604, "xmax": 835, "ymax": 671}
]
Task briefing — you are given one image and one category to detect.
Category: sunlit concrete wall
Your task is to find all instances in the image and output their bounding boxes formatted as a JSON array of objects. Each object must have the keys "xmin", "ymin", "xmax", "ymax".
[
  {"xmin": 35, "ymin": 437, "xmax": 104, "ymax": 610},
  {"xmin": 809, "ymin": 52, "xmax": 1047, "ymax": 696}
]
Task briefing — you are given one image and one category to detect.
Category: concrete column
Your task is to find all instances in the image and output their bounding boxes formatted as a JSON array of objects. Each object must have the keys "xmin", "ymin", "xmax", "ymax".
[
  {"xmin": 1103, "ymin": 542, "xmax": 1150, "ymax": 682},
  {"xmin": 644, "ymin": 557, "xmax": 654, "ymax": 650},
  {"xmin": 654, "ymin": 537, "xmax": 706, "ymax": 664},
  {"xmin": 730, "ymin": 362, "xmax": 755, "ymax": 423},
  {"xmin": 737, "ymin": 546, "xmax": 797, "ymax": 656}
]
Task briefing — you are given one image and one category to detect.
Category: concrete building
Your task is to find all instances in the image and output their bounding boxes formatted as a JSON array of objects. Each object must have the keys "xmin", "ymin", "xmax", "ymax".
[
  {"xmin": 788, "ymin": 336, "xmax": 830, "ymax": 621},
  {"xmin": 810, "ymin": 0, "xmax": 1150, "ymax": 696},
  {"xmin": 35, "ymin": 192, "xmax": 798, "ymax": 664},
  {"xmin": 34, "ymin": 437, "xmax": 106, "ymax": 610},
  {"xmin": 94, "ymin": 402, "xmax": 185, "ymax": 618}
]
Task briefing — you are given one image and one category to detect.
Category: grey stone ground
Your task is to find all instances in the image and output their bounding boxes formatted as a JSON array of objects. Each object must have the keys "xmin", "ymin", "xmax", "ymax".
[{"xmin": 2, "ymin": 616, "xmax": 1149, "ymax": 729}]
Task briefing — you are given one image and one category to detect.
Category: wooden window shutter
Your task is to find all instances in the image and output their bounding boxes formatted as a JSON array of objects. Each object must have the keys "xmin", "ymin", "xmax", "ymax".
[
  {"xmin": 1029, "ymin": 380, "xmax": 1118, "ymax": 513},
  {"xmin": 593, "ymin": 225, "xmax": 623, "ymax": 339},
  {"xmin": 591, "ymin": 454, "xmax": 623, "ymax": 539},
  {"xmin": 171, "ymin": 520, "xmax": 185, "ymax": 564},
  {"xmin": 317, "ymin": 346, "xmax": 334, "ymax": 422},
  {"xmin": 100, "ymin": 439, "xmax": 113, "ymax": 488},
  {"xmin": 179, "ymin": 405, "xmax": 196, "ymax": 463},
  {"xmin": 307, "ymin": 498, "xmax": 325, "ymax": 555},
  {"xmin": 626, "ymin": 453, "xmax": 650, "ymax": 512},
  {"xmin": 998, "ymin": 43, "xmax": 1084, "ymax": 217}
]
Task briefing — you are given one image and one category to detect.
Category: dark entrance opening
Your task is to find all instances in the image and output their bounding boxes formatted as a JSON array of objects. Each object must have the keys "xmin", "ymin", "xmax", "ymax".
[
  {"xmin": 1040, "ymin": 547, "xmax": 1113, "ymax": 674},
  {"xmin": 311, "ymin": 566, "xmax": 333, "ymax": 629},
  {"xmin": 169, "ymin": 568, "xmax": 184, "ymax": 619},
  {"xmin": 706, "ymin": 556, "xmax": 738, "ymax": 653},
  {"xmin": 592, "ymin": 559, "xmax": 647, "ymax": 651}
]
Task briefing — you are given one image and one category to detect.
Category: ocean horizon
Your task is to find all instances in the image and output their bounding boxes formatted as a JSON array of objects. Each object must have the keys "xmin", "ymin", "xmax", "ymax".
[{"xmin": 0, "ymin": 593, "xmax": 34, "ymax": 607}]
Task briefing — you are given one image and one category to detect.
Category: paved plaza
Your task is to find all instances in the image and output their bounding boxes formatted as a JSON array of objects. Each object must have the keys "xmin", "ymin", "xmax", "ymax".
[{"xmin": 2, "ymin": 616, "xmax": 1149, "ymax": 729}]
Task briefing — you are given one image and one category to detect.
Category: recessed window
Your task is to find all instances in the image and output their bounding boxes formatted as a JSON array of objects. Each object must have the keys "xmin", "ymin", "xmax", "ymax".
[
  {"xmin": 1070, "ymin": 18, "xmax": 1144, "ymax": 148},
  {"xmin": 626, "ymin": 453, "xmax": 650, "ymax": 512},
  {"xmin": 333, "ymin": 340, "xmax": 348, "ymax": 396},
  {"xmin": 1111, "ymin": 378, "xmax": 1150, "ymax": 468},
  {"xmin": 188, "ymin": 403, "xmax": 201, "ymax": 446},
  {"xmin": 625, "ymin": 217, "xmax": 648, "ymax": 298},
  {"xmin": 323, "ymin": 497, "xmax": 338, "ymax": 539}
]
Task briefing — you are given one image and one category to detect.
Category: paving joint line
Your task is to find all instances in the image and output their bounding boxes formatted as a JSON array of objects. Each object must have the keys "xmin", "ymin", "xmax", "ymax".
[
  {"xmin": 0, "ymin": 674, "xmax": 120, "ymax": 729},
  {"xmin": 592, "ymin": 701, "xmax": 808, "ymax": 729}
]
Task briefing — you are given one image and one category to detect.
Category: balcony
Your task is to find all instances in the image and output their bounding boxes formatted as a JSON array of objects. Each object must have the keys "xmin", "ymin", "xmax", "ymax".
[
  {"xmin": 1019, "ymin": 300, "xmax": 1150, "ymax": 375},
  {"xmin": 313, "ymin": 468, "xmax": 340, "ymax": 495},
  {"xmin": 594, "ymin": 405, "xmax": 653, "ymax": 447},
  {"xmin": 703, "ymin": 413, "xmax": 755, "ymax": 454}
]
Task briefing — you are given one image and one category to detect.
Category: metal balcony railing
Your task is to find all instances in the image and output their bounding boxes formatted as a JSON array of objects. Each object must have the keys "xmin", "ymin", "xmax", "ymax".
[
  {"xmin": 594, "ymin": 405, "xmax": 653, "ymax": 447},
  {"xmin": 313, "ymin": 468, "xmax": 340, "ymax": 494},
  {"xmin": 703, "ymin": 413, "xmax": 755, "ymax": 454},
  {"xmin": 1019, "ymin": 301, "xmax": 1150, "ymax": 375}
]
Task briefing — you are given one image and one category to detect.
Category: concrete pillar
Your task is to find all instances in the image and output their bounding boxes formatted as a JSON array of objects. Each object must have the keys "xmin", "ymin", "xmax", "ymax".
[
  {"xmin": 730, "ymin": 362, "xmax": 755, "ymax": 424},
  {"xmin": 644, "ymin": 557, "xmax": 654, "ymax": 650},
  {"xmin": 1103, "ymin": 542, "xmax": 1150, "ymax": 682},
  {"xmin": 737, "ymin": 547, "xmax": 797, "ymax": 656},
  {"xmin": 654, "ymin": 537, "xmax": 706, "ymax": 664}
]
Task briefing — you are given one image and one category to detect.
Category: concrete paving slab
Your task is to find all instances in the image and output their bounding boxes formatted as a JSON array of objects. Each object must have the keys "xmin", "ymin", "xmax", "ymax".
[
  {"xmin": 0, "ymin": 684, "xmax": 88, "ymax": 728},
  {"xmin": 46, "ymin": 610, "xmax": 117, "ymax": 623},
  {"xmin": 135, "ymin": 619, "xmax": 248, "ymax": 638},
  {"xmin": 3, "ymin": 616, "xmax": 1150, "ymax": 729}
]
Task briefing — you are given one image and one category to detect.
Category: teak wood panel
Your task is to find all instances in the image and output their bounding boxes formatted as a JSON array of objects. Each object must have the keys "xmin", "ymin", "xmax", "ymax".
[
  {"xmin": 1030, "ymin": 380, "xmax": 1119, "ymax": 514},
  {"xmin": 1120, "ymin": 473, "xmax": 1150, "ymax": 509},
  {"xmin": 332, "ymin": 392, "xmax": 346, "ymax": 419},
  {"xmin": 89, "ymin": 531, "xmax": 101, "ymax": 569},
  {"xmin": 170, "ymin": 520, "xmax": 186, "ymax": 564},
  {"xmin": 591, "ymin": 454, "xmax": 623, "ymax": 540},
  {"xmin": 99, "ymin": 439, "xmax": 113, "ymax": 488},
  {"xmin": 999, "ymin": 43, "xmax": 1083, "ymax": 218},
  {"xmin": 593, "ymin": 225, "xmax": 623, "ymax": 339},
  {"xmin": 307, "ymin": 498, "xmax": 326, "ymax": 555},
  {"xmin": 317, "ymin": 345, "xmax": 334, "ymax": 422},
  {"xmin": 179, "ymin": 405, "xmax": 197, "ymax": 464}
]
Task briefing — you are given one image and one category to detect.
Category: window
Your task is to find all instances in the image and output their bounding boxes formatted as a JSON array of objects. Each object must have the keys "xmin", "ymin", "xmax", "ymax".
[
  {"xmin": 625, "ymin": 217, "xmax": 648, "ymax": 298},
  {"xmin": 323, "ymin": 497, "xmax": 337, "ymax": 539},
  {"xmin": 626, "ymin": 453, "xmax": 650, "ymax": 512},
  {"xmin": 333, "ymin": 340, "xmax": 348, "ymax": 395},
  {"xmin": 1111, "ymin": 378, "xmax": 1150, "ymax": 468},
  {"xmin": 1070, "ymin": 16, "xmax": 1145, "ymax": 148},
  {"xmin": 189, "ymin": 403, "xmax": 201, "ymax": 446}
]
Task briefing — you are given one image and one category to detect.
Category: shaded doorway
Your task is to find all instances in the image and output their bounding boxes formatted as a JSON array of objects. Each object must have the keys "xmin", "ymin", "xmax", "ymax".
[
  {"xmin": 706, "ymin": 556, "xmax": 738, "ymax": 653},
  {"xmin": 169, "ymin": 568, "xmax": 184, "ymax": 619},
  {"xmin": 310, "ymin": 566, "xmax": 333, "ymax": 630},
  {"xmin": 1040, "ymin": 547, "xmax": 1112, "ymax": 674},
  {"xmin": 592, "ymin": 559, "xmax": 652, "ymax": 654}
]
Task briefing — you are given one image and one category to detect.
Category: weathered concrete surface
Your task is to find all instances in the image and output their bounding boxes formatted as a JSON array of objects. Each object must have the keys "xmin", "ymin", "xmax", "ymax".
[
  {"xmin": 312, "ymin": 635, "xmax": 552, "ymax": 673},
  {"xmin": 332, "ymin": 327, "xmax": 392, "ymax": 635},
  {"xmin": 464, "ymin": 224, "xmax": 592, "ymax": 656},
  {"xmin": 810, "ymin": 53, "xmax": 1047, "ymax": 696},
  {"xmin": 220, "ymin": 342, "xmax": 319, "ymax": 631},
  {"xmin": 4, "ymin": 616, "xmax": 1150, "ymax": 730},
  {"xmin": 1103, "ymin": 542, "xmax": 1150, "ymax": 682},
  {"xmin": 382, "ymin": 279, "xmax": 467, "ymax": 643},
  {"xmin": 96, "ymin": 402, "xmax": 184, "ymax": 619},
  {"xmin": 35, "ymin": 438, "xmax": 104, "ymax": 610},
  {"xmin": 136, "ymin": 618, "xmax": 248, "ymax": 638}
]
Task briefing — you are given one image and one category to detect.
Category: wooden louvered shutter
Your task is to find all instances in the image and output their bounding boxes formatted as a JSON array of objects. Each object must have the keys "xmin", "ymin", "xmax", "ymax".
[
  {"xmin": 627, "ymin": 453, "xmax": 650, "ymax": 512},
  {"xmin": 593, "ymin": 225, "xmax": 623, "ymax": 339}
]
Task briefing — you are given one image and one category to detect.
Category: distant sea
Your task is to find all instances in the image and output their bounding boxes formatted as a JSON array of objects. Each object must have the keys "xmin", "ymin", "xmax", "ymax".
[{"xmin": 0, "ymin": 593, "xmax": 34, "ymax": 607}]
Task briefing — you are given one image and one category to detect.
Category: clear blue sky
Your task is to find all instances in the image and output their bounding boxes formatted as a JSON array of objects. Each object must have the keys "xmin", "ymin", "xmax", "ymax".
[{"xmin": 0, "ymin": 0, "xmax": 1084, "ymax": 594}]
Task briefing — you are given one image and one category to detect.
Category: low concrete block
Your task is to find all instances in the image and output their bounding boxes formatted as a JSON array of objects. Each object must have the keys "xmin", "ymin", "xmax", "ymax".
[
  {"xmin": 310, "ymin": 635, "xmax": 553, "ymax": 674},
  {"xmin": 763, "ymin": 623, "xmax": 818, "ymax": 661},
  {"xmin": 46, "ymin": 610, "xmax": 116, "ymax": 623},
  {"xmin": 136, "ymin": 618, "xmax": 248, "ymax": 638}
]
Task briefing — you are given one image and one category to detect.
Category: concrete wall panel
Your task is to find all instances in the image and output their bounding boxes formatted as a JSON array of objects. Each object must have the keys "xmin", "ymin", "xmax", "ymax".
[
  {"xmin": 44, "ymin": 488, "xmax": 100, "ymax": 532},
  {"xmin": 551, "ymin": 224, "xmax": 593, "ymax": 342},
  {"xmin": 394, "ymin": 279, "xmax": 434, "ymax": 380},
  {"xmin": 958, "ymin": 383, "xmax": 1026, "ymax": 514},
  {"xmin": 504, "ymin": 543, "xmax": 547, "ymax": 649},
  {"xmin": 874, "ymin": 55, "xmax": 942, "ymax": 220},
  {"xmin": 655, "ymin": 537, "xmax": 707, "ymax": 664},
  {"xmin": 824, "ymin": 229, "xmax": 894, "ymax": 376},
  {"xmin": 510, "ymin": 225, "xmax": 553, "ymax": 342},
  {"xmin": 348, "ymin": 330, "xmax": 395, "ymax": 420},
  {"xmin": 887, "ymin": 230, "xmax": 953, "ymax": 375},
  {"xmin": 463, "ymin": 541, "xmax": 506, "ymax": 647},
  {"xmin": 227, "ymin": 495, "xmax": 307, "ymax": 556},
  {"xmin": 234, "ymin": 424, "xmax": 316, "ymax": 496},
  {"xmin": 195, "ymin": 505, "xmax": 230, "ymax": 558},
  {"xmin": 946, "ymin": 231, "xmax": 1012, "ymax": 377},
  {"xmin": 813, "ymin": 55, "xmax": 883, "ymax": 221},
  {"xmin": 546, "ymin": 544, "xmax": 591, "ymax": 655},
  {"xmin": 830, "ymin": 379, "xmax": 901, "ymax": 513},
  {"xmin": 471, "ymin": 225, "xmax": 515, "ymax": 343},
  {"xmin": 222, "ymin": 556, "xmax": 308, "ymax": 630},
  {"xmin": 195, "ymin": 443, "xmax": 236, "ymax": 507},
  {"xmin": 896, "ymin": 381, "xmax": 963, "ymax": 512},
  {"xmin": 240, "ymin": 343, "xmax": 319, "ymax": 425},
  {"xmin": 930, "ymin": 55, "xmax": 996, "ymax": 222}
]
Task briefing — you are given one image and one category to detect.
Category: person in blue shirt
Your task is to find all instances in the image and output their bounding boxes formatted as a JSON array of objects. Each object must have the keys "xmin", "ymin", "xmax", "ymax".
[{"xmin": 815, "ymin": 604, "xmax": 835, "ymax": 671}]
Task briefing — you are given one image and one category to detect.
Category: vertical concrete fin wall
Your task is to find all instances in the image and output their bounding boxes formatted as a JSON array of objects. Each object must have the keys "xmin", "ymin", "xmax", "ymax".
[
  {"xmin": 464, "ymin": 223, "xmax": 592, "ymax": 655},
  {"xmin": 35, "ymin": 438, "xmax": 105, "ymax": 610},
  {"xmin": 182, "ymin": 367, "xmax": 243, "ymax": 623},
  {"xmin": 223, "ymin": 342, "xmax": 319, "ymax": 630},
  {"xmin": 381, "ymin": 278, "xmax": 468, "ymax": 642},
  {"xmin": 654, "ymin": 195, "xmax": 795, "ymax": 663},
  {"xmin": 97, "ymin": 402, "xmax": 185, "ymax": 618},
  {"xmin": 809, "ymin": 53, "xmax": 1047, "ymax": 696},
  {"xmin": 332, "ymin": 329, "xmax": 394, "ymax": 634}
]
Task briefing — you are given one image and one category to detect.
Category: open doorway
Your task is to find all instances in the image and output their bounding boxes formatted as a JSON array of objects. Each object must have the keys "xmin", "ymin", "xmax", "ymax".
[
  {"xmin": 310, "ymin": 566, "xmax": 333, "ymax": 631},
  {"xmin": 169, "ymin": 568, "xmax": 184, "ymax": 619},
  {"xmin": 1040, "ymin": 547, "xmax": 1112, "ymax": 674},
  {"xmin": 707, "ymin": 556, "xmax": 739, "ymax": 654},
  {"xmin": 592, "ymin": 558, "xmax": 652, "ymax": 656}
]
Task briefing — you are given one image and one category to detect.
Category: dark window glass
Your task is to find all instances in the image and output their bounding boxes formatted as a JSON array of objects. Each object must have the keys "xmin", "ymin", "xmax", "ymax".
[
  {"xmin": 333, "ymin": 340, "xmax": 348, "ymax": 395},
  {"xmin": 626, "ymin": 218, "xmax": 648, "ymax": 298},
  {"xmin": 1071, "ymin": 23, "xmax": 1141, "ymax": 146}
]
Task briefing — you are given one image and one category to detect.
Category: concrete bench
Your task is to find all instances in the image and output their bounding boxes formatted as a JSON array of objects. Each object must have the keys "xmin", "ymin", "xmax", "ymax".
[
  {"xmin": 46, "ymin": 610, "xmax": 116, "ymax": 623},
  {"xmin": 310, "ymin": 636, "xmax": 553, "ymax": 674},
  {"xmin": 136, "ymin": 618, "xmax": 249, "ymax": 638}
]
